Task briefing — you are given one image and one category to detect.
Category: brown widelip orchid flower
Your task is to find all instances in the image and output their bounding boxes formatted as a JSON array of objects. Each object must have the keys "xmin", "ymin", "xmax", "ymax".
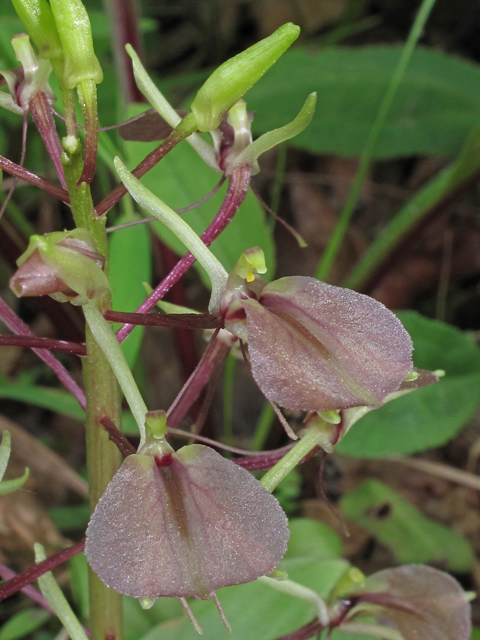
[
  {"xmin": 85, "ymin": 415, "xmax": 289, "ymax": 608},
  {"xmin": 223, "ymin": 265, "xmax": 415, "ymax": 414},
  {"xmin": 338, "ymin": 565, "xmax": 472, "ymax": 640}
]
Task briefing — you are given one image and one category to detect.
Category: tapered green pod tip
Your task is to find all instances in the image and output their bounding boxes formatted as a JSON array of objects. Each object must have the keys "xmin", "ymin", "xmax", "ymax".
[
  {"xmin": 11, "ymin": 0, "xmax": 63, "ymax": 63},
  {"xmin": 191, "ymin": 22, "xmax": 300, "ymax": 132}
]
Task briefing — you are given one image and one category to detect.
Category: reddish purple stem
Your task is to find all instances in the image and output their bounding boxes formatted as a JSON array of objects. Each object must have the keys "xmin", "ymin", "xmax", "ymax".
[
  {"xmin": 116, "ymin": 165, "xmax": 251, "ymax": 344},
  {"xmin": 273, "ymin": 618, "xmax": 324, "ymax": 640},
  {"xmin": 30, "ymin": 92, "xmax": 67, "ymax": 190},
  {"xmin": 0, "ymin": 564, "xmax": 90, "ymax": 637},
  {"xmin": 104, "ymin": 310, "xmax": 221, "ymax": 330},
  {"xmin": 0, "ymin": 155, "xmax": 69, "ymax": 202},
  {"xmin": 0, "ymin": 295, "xmax": 86, "ymax": 410},
  {"xmin": 0, "ymin": 334, "xmax": 86, "ymax": 355},
  {"xmin": 0, "ymin": 540, "xmax": 85, "ymax": 602},
  {"xmin": 167, "ymin": 330, "xmax": 228, "ymax": 429}
]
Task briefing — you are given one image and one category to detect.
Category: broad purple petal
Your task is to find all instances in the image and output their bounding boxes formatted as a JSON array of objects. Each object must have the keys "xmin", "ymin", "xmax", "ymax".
[
  {"xmin": 241, "ymin": 277, "xmax": 413, "ymax": 411},
  {"xmin": 85, "ymin": 445, "xmax": 289, "ymax": 599},
  {"xmin": 354, "ymin": 565, "xmax": 471, "ymax": 640}
]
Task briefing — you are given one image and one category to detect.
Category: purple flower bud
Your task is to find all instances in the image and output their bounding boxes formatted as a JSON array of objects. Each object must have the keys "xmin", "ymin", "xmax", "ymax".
[
  {"xmin": 85, "ymin": 444, "xmax": 289, "ymax": 600},
  {"xmin": 225, "ymin": 276, "xmax": 414, "ymax": 412}
]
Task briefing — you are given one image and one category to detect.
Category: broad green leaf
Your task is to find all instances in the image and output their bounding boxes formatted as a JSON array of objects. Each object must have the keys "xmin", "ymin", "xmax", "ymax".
[
  {"xmin": 336, "ymin": 312, "xmax": 480, "ymax": 457},
  {"xmin": 247, "ymin": 46, "xmax": 480, "ymax": 159},
  {"xmin": 139, "ymin": 558, "xmax": 349, "ymax": 640},
  {"xmin": 109, "ymin": 213, "xmax": 152, "ymax": 368},
  {"xmin": 0, "ymin": 609, "xmax": 50, "ymax": 640},
  {"xmin": 125, "ymin": 105, "xmax": 275, "ymax": 285},
  {"xmin": 340, "ymin": 479, "xmax": 474, "ymax": 572},
  {"xmin": 471, "ymin": 628, "xmax": 480, "ymax": 640},
  {"xmin": 0, "ymin": 377, "xmax": 85, "ymax": 420},
  {"xmin": 285, "ymin": 518, "xmax": 343, "ymax": 560}
]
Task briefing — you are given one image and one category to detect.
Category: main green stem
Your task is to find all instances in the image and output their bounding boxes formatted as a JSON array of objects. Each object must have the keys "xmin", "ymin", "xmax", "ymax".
[{"xmin": 63, "ymin": 144, "xmax": 123, "ymax": 640}]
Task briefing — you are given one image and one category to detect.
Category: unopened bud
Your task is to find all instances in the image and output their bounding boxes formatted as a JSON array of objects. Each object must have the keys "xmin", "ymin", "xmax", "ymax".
[
  {"xmin": 191, "ymin": 23, "xmax": 300, "ymax": 132},
  {"xmin": 10, "ymin": 229, "xmax": 110, "ymax": 305}
]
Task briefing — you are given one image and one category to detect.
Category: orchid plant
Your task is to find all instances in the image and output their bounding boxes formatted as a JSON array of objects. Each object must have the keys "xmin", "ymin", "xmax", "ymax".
[{"xmin": 0, "ymin": 1, "xmax": 473, "ymax": 639}]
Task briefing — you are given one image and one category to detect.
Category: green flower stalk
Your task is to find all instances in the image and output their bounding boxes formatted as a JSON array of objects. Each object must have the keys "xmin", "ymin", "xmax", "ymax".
[
  {"xmin": 49, "ymin": 0, "xmax": 103, "ymax": 184},
  {"xmin": 114, "ymin": 157, "xmax": 229, "ymax": 314}
]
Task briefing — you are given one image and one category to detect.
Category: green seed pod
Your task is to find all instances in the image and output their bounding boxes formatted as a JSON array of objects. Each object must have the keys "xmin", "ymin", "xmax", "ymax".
[
  {"xmin": 11, "ymin": 0, "xmax": 63, "ymax": 65},
  {"xmin": 191, "ymin": 22, "xmax": 300, "ymax": 132},
  {"xmin": 49, "ymin": 0, "xmax": 103, "ymax": 88}
]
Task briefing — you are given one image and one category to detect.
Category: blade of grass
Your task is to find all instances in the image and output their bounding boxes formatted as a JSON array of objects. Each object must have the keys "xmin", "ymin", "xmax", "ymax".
[
  {"xmin": 344, "ymin": 124, "xmax": 480, "ymax": 291},
  {"xmin": 315, "ymin": 0, "xmax": 438, "ymax": 282}
]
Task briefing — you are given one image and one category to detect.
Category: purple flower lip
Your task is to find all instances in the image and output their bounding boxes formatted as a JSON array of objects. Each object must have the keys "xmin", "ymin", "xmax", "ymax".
[
  {"xmin": 85, "ymin": 444, "xmax": 289, "ymax": 600},
  {"xmin": 225, "ymin": 276, "xmax": 414, "ymax": 413}
]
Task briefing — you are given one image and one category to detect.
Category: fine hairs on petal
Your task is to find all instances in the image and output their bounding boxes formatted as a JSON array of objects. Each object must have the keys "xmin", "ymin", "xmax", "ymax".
[
  {"xmin": 235, "ymin": 277, "xmax": 413, "ymax": 412},
  {"xmin": 85, "ymin": 445, "xmax": 289, "ymax": 600}
]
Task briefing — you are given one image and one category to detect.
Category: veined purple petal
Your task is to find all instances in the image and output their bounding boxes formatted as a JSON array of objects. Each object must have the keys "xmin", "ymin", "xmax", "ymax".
[
  {"xmin": 239, "ymin": 277, "xmax": 413, "ymax": 411},
  {"xmin": 352, "ymin": 565, "xmax": 471, "ymax": 640},
  {"xmin": 85, "ymin": 445, "xmax": 289, "ymax": 600}
]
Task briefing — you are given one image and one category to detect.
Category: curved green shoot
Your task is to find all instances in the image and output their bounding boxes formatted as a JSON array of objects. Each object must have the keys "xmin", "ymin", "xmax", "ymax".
[
  {"xmin": 114, "ymin": 157, "xmax": 228, "ymax": 314},
  {"xmin": 34, "ymin": 543, "xmax": 89, "ymax": 640},
  {"xmin": 83, "ymin": 302, "xmax": 148, "ymax": 447}
]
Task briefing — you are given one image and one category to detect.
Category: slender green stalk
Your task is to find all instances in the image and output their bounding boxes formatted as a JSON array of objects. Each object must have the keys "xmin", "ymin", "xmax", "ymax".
[
  {"xmin": 34, "ymin": 543, "xmax": 89, "ymax": 640},
  {"xmin": 258, "ymin": 576, "xmax": 329, "ymax": 626},
  {"xmin": 62, "ymin": 134, "xmax": 123, "ymax": 640},
  {"xmin": 83, "ymin": 302, "xmax": 148, "ymax": 445},
  {"xmin": 315, "ymin": 0, "xmax": 438, "ymax": 282},
  {"xmin": 251, "ymin": 402, "xmax": 276, "ymax": 451},
  {"xmin": 260, "ymin": 425, "xmax": 325, "ymax": 493}
]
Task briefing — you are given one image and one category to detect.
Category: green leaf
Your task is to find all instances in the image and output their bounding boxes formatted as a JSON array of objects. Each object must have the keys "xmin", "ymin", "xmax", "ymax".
[
  {"xmin": 0, "ymin": 609, "xmax": 50, "ymax": 640},
  {"xmin": 139, "ymin": 558, "xmax": 348, "ymax": 640},
  {"xmin": 35, "ymin": 543, "xmax": 89, "ymax": 640},
  {"xmin": 125, "ymin": 106, "xmax": 275, "ymax": 284},
  {"xmin": 0, "ymin": 466, "xmax": 29, "ymax": 495},
  {"xmin": 124, "ymin": 598, "xmax": 184, "ymax": 640},
  {"xmin": 247, "ymin": 45, "xmax": 480, "ymax": 159},
  {"xmin": 69, "ymin": 552, "xmax": 90, "ymax": 623},
  {"xmin": 345, "ymin": 125, "xmax": 480, "ymax": 290},
  {"xmin": 0, "ymin": 376, "xmax": 85, "ymax": 420},
  {"xmin": 340, "ymin": 479, "xmax": 474, "ymax": 572},
  {"xmin": 109, "ymin": 213, "xmax": 152, "ymax": 368},
  {"xmin": 336, "ymin": 312, "xmax": 480, "ymax": 457},
  {"xmin": 471, "ymin": 628, "xmax": 480, "ymax": 640},
  {"xmin": 49, "ymin": 504, "xmax": 91, "ymax": 532},
  {"xmin": 0, "ymin": 430, "xmax": 11, "ymax": 482},
  {"xmin": 285, "ymin": 518, "xmax": 343, "ymax": 560}
]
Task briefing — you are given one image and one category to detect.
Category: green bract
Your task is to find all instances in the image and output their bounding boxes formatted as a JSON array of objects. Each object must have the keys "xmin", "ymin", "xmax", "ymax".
[{"xmin": 191, "ymin": 22, "xmax": 300, "ymax": 132}]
